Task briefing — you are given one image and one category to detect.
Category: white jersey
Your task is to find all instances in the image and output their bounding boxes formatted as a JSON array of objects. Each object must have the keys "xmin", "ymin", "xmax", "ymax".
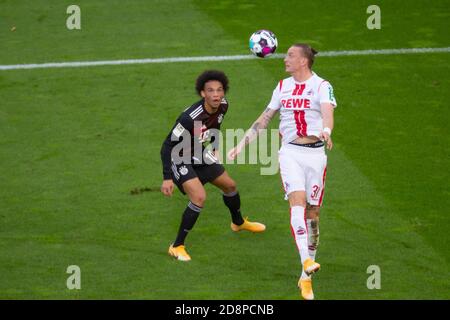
[{"xmin": 267, "ymin": 72, "xmax": 337, "ymax": 145}]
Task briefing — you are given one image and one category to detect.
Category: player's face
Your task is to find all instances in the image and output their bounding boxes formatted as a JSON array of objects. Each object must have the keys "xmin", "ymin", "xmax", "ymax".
[
  {"xmin": 284, "ymin": 46, "xmax": 307, "ymax": 73},
  {"xmin": 201, "ymin": 80, "xmax": 224, "ymax": 112}
]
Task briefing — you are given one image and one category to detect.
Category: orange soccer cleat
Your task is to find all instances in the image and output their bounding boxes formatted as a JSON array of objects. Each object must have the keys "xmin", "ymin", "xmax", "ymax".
[
  {"xmin": 231, "ymin": 217, "xmax": 266, "ymax": 233},
  {"xmin": 168, "ymin": 244, "xmax": 191, "ymax": 261}
]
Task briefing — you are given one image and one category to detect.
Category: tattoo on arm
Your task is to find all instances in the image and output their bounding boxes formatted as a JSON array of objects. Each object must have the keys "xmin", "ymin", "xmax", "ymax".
[
  {"xmin": 243, "ymin": 122, "xmax": 260, "ymax": 146},
  {"xmin": 242, "ymin": 109, "xmax": 276, "ymax": 147},
  {"xmin": 251, "ymin": 122, "xmax": 261, "ymax": 132},
  {"xmin": 261, "ymin": 108, "xmax": 275, "ymax": 126}
]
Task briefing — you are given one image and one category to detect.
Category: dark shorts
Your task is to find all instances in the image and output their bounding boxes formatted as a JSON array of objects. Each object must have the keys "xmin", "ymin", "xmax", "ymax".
[{"xmin": 171, "ymin": 162, "xmax": 225, "ymax": 194}]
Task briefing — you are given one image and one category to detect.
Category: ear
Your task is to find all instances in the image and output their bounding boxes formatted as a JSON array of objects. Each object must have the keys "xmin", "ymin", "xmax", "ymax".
[
  {"xmin": 200, "ymin": 90, "xmax": 206, "ymax": 98},
  {"xmin": 300, "ymin": 56, "xmax": 308, "ymax": 67}
]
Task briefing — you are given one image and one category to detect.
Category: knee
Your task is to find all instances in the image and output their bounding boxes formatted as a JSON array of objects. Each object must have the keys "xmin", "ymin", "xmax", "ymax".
[
  {"xmin": 191, "ymin": 191, "xmax": 207, "ymax": 207},
  {"xmin": 306, "ymin": 204, "xmax": 320, "ymax": 219},
  {"xmin": 288, "ymin": 191, "xmax": 307, "ymax": 208},
  {"xmin": 223, "ymin": 180, "xmax": 237, "ymax": 194}
]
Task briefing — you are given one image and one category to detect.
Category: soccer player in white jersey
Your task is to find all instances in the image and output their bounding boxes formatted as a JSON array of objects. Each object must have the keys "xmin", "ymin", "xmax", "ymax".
[{"xmin": 228, "ymin": 44, "xmax": 337, "ymax": 300}]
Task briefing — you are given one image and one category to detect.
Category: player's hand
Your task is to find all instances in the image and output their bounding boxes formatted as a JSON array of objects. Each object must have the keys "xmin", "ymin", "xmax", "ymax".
[
  {"xmin": 319, "ymin": 131, "xmax": 333, "ymax": 150},
  {"xmin": 161, "ymin": 179, "xmax": 174, "ymax": 197},
  {"xmin": 227, "ymin": 145, "xmax": 243, "ymax": 160}
]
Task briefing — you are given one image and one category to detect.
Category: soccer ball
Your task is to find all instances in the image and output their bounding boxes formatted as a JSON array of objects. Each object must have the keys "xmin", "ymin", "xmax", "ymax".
[{"xmin": 249, "ymin": 30, "xmax": 278, "ymax": 58}]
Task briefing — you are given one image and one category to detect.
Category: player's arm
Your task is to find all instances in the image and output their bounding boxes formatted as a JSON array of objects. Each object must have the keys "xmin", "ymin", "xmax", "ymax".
[
  {"xmin": 160, "ymin": 138, "xmax": 175, "ymax": 197},
  {"xmin": 227, "ymin": 107, "xmax": 278, "ymax": 160},
  {"xmin": 318, "ymin": 81, "xmax": 337, "ymax": 150},
  {"xmin": 319, "ymin": 103, "xmax": 334, "ymax": 150},
  {"xmin": 160, "ymin": 114, "xmax": 192, "ymax": 196}
]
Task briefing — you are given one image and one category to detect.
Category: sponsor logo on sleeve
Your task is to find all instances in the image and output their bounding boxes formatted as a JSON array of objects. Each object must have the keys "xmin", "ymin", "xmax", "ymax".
[
  {"xmin": 172, "ymin": 123, "xmax": 185, "ymax": 138},
  {"xmin": 328, "ymin": 86, "xmax": 335, "ymax": 101}
]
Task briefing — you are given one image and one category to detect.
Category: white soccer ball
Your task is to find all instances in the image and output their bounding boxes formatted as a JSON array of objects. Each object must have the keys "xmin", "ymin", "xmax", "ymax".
[{"xmin": 249, "ymin": 30, "xmax": 278, "ymax": 58}]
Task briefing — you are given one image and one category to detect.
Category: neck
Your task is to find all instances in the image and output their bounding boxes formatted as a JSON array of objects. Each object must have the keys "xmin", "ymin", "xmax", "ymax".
[
  {"xmin": 292, "ymin": 68, "xmax": 313, "ymax": 83},
  {"xmin": 204, "ymin": 101, "xmax": 218, "ymax": 114}
]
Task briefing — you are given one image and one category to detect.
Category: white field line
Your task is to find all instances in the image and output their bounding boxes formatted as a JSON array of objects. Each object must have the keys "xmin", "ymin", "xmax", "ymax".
[{"xmin": 1, "ymin": 47, "xmax": 449, "ymax": 71}]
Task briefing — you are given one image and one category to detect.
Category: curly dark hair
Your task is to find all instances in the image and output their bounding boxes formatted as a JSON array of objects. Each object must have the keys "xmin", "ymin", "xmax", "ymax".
[{"xmin": 195, "ymin": 70, "xmax": 229, "ymax": 96}]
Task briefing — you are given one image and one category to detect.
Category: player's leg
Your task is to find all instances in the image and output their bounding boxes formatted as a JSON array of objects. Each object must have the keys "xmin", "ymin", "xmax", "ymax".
[
  {"xmin": 280, "ymin": 146, "xmax": 318, "ymax": 270},
  {"xmin": 210, "ymin": 170, "xmax": 265, "ymax": 232},
  {"xmin": 296, "ymin": 200, "xmax": 320, "ymax": 300},
  {"xmin": 304, "ymin": 153, "xmax": 327, "ymax": 263},
  {"xmin": 173, "ymin": 177, "xmax": 206, "ymax": 246},
  {"xmin": 289, "ymin": 191, "xmax": 317, "ymax": 300},
  {"xmin": 169, "ymin": 164, "xmax": 206, "ymax": 261},
  {"xmin": 287, "ymin": 191, "xmax": 319, "ymax": 275},
  {"xmin": 306, "ymin": 204, "xmax": 320, "ymax": 262},
  {"xmin": 210, "ymin": 170, "xmax": 243, "ymax": 225},
  {"xmin": 287, "ymin": 190, "xmax": 309, "ymax": 262},
  {"xmin": 296, "ymin": 151, "xmax": 327, "ymax": 298},
  {"xmin": 280, "ymin": 144, "xmax": 320, "ymax": 300}
]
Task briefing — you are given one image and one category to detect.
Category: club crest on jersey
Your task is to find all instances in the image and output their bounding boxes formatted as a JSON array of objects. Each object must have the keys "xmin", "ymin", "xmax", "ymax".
[
  {"xmin": 218, "ymin": 113, "xmax": 224, "ymax": 124},
  {"xmin": 296, "ymin": 226, "xmax": 306, "ymax": 235},
  {"xmin": 179, "ymin": 166, "xmax": 189, "ymax": 176}
]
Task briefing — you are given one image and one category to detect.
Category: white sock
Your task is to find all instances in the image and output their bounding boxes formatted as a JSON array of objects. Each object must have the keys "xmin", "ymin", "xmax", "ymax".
[{"xmin": 290, "ymin": 206, "xmax": 310, "ymax": 266}]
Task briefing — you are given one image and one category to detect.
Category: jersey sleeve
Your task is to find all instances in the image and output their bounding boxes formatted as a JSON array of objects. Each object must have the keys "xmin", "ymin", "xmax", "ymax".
[
  {"xmin": 160, "ymin": 113, "xmax": 193, "ymax": 180},
  {"xmin": 221, "ymin": 97, "xmax": 229, "ymax": 114},
  {"xmin": 266, "ymin": 81, "xmax": 282, "ymax": 110},
  {"xmin": 218, "ymin": 98, "xmax": 228, "ymax": 130},
  {"xmin": 318, "ymin": 81, "xmax": 337, "ymax": 107}
]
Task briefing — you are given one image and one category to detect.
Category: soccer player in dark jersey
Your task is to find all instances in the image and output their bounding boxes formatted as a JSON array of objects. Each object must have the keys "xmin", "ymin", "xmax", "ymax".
[{"xmin": 160, "ymin": 70, "xmax": 266, "ymax": 261}]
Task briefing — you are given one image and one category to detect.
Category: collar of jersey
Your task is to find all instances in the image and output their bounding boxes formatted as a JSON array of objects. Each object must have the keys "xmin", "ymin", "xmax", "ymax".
[{"xmin": 293, "ymin": 72, "xmax": 316, "ymax": 84}]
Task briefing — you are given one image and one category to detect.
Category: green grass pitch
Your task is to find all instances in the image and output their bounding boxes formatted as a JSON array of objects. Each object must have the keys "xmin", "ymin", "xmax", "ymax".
[{"xmin": 0, "ymin": 0, "xmax": 449, "ymax": 299}]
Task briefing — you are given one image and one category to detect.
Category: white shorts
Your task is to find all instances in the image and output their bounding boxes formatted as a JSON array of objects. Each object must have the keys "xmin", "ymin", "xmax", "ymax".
[{"xmin": 278, "ymin": 143, "xmax": 327, "ymax": 206}]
